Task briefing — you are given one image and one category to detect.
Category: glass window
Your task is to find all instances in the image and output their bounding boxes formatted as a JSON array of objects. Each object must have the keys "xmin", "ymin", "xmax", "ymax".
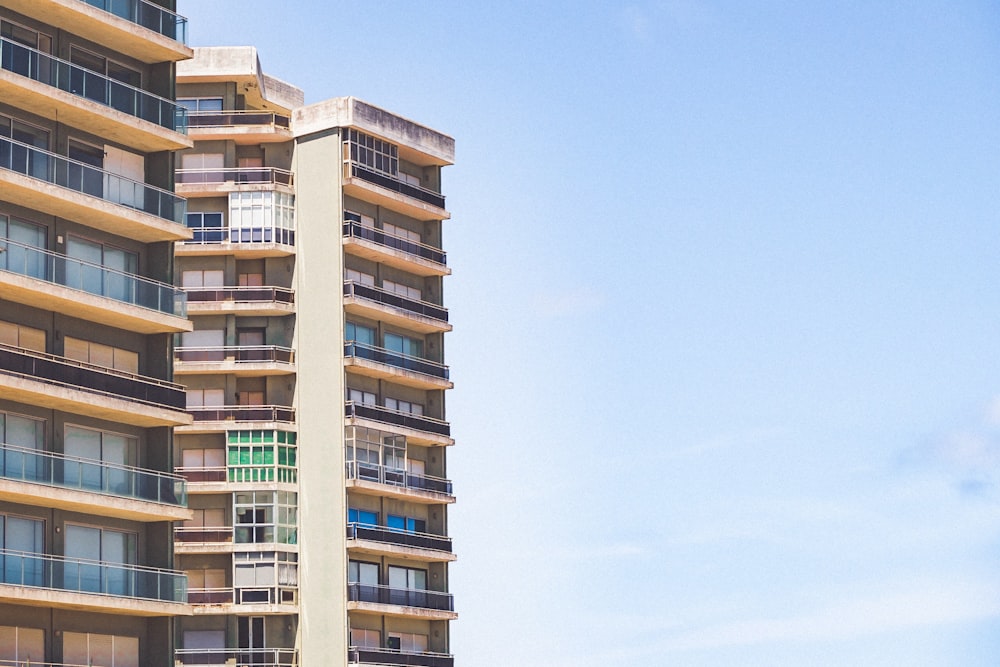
[
  {"xmin": 348, "ymin": 560, "xmax": 379, "ymax": 586},
  {"xmin": 345, "ymin": 321, "xmax": 376, "ymax": 346},
  {"xmin": 384, "ymin": 332, "xmax": 422, "ymax": 357},
  {"xmin": 348, "ymin": 509, "xmax": 377, "ymax": 526}
]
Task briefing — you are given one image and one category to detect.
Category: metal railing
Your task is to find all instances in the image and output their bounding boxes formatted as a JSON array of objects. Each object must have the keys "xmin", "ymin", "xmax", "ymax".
[
  {"xmin": 0, "ymin": 36, "xmax": 186, "ymax": 132},
  {"xmin": 344, "ymin": 341, "xmax": 448, "ymax": 380},
  {"xmin": 175, "ymin": 648, "xmax": 298, "ymax": 667},
  {"xmin": 348, "ymin": 647, "xmax": 453, "ymax": 667},
  {"xmin": 82, "ymin": 0, "xmax": 189, "ymax": 44},
  {"xmin": 343, "ymin": 281, "xmax": 448, "ymax": 323},
  {"xmin": 176, "ymin": 345, "xmax": 295, "ymax": 365},
  {"xmin": 187, "ymin": 586, "xmax": 233, "ymax": 604},
  {"xmin": 345, "ymin": 402, "xmax": 451, "ymax": 438},
  {"xmin": 0, "ymin": 660, "xmax": 106, "ymax": 667},
  {"xmin": 346, "ymin": 522, "xmax": 452, "ymax": 553},
  {"xmin": 345, "ymin": 162, "xmax": 446, "ymax": 209},
  {"xmin": 342, "ymin": 220, "xmax": 446, "ymax": 266},
  {"xmin": 187, "ymin": 109, "xmax": 291, "ymax": 129},
  {"xmin": 348, "ymin": 582, "xmax": 454, "ymax": 611},
  {"xmin": 176, "ymin": 167, "xmax": 294, "ymax": 187},
  {"xmin": 0, "ymin": 236, "xmax": 186, "ymax": 317},
  {"xmin": 184, "ymin": 224, "xmax": 296, "ymax": 246},
  {"xmin": 185, "ymin": 285, "xmax": 295, "ymax": 306},
  {"xmin": 175, "ymin": 465, "xmax": 227, "ymax": 483},
  {"xmin": 0, "ymin": 135, "xmax": 186, "ymax": 223},
  {"xmin": 346, "ymin": 461, "xmax": 452, "ymax": 495},
  {"xmin": 0, "ymin": 547, "xmax": 186, "ymax": 602},
  {"xmin": 0, "ymin": 441, "xmax": 186, "ymax": 505},
  {"xmin": 0, "ymin": 342, "xmax": 186, "ymax": 410},
  {"xmin": 174, "ymin": 526, "xmax": 233, "ymax": 543},
  {"xmin": 187, "ymin": 405, "xmax": 295, "ymax": 423}
]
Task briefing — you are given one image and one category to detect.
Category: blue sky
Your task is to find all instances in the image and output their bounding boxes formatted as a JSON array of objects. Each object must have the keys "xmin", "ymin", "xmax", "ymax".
[{"xmin": 179, "ymin": 2, "xmax": 1000, "ymax": 664}]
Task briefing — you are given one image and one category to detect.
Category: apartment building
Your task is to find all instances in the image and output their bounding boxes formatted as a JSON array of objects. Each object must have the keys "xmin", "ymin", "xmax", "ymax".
[
  {"xmin": 0, "ymin": 1, "xmax": 194, "ymax": 666},
  {"xmin": 172, "ymin": 47, "xmax": 456, "ymax": 667}
]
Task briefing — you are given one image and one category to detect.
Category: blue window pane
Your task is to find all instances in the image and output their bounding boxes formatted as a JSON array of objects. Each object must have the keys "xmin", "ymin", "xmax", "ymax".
[{"xmin": 387, "ymin": 515, "xmax": 405, "ymax": 531}]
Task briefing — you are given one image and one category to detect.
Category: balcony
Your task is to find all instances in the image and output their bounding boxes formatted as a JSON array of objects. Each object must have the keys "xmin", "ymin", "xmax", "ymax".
[
  {"xmin": 347, "ymin": 523, "xmax": 453, "ymax": 562},
  {"xmin": 348, "ymin": 647, "xmax": 453, "ymax": 667},
  {"xmin": 0, "ymin": 343, "xmax": 191, "ymax": 427},
  {"xmin": 176, "ymin": 648, "xmax": 298, "ymax": 667},
  {"xmin": 187, "ymin": 110, "xmax": 293, "ymax": 143},
  {"xmin": 343, "ymin": 161, "xmax": 447, "ymax": 221},
  {"xmin": 177, "ymin": 406, "xmax": 296, "ymax": 434},
  {"xmin": 0, "ymin": 238, "xmax": 191, "ymax": 334},
  {"xmin": 344, "ymin": 342, "xmax": 451, "ymax": 390},
  {"xmin": 185, "ymin": 286, "xmax": 295, "ymax": 316},
  {"xmin": 175, "ymin": 464, "xmax": 227, "ymax": 494},
  {"xmin": 342, "ymin": 220, "xmax": 449, "ymax": 277},
  {"xmin": 187, "ymin": 587, "xmax": 233, "ymax": 605},
  {"xmin": 346, "ymin": 461, "xmax": 453, "ymax": 504},
  {"xmin": 0, "ymin": 135, "xmax": 189, "ymax": 242},
  {"xmin": 3, "ymin": 0, "xmax": 192, "ymax": 63},
  {"xmin": 345, "ymin": 402, "xmax": 451, "ymax": 447},
  {"xmin": 0, "ymin": 548, "xmax": 189, "ymax": 616},
  {"xmin": 175, "ymin": 167, "xmax": 294, "ymax": 197},
  {"xmin": 0, "ymin": 36, "xmax": 190, "ymax": 151},
  {"xmin": 188, "ymin": 585, "xmax": 297, "ymax": 612},
  {"xmin": 176, "ymin": 224, "xmax": 296, "ymax": 260},
  {"xmin": 175, "ymin": 346, "xmax": 296, "ymax": 376},
  {"xmin": 0, "ymin": 442, "xmax": 189, "ymax": 522},
  {"xmin": 348, "ymin": 583, "xmax": 455, "ymax": 619},
  {"xmin": 343, "ymin": 282, "xmax": 451, "ymax": 334},
  {"xmin": 174, "ymin": 526, "xmax": 233, "ymax": 554}
]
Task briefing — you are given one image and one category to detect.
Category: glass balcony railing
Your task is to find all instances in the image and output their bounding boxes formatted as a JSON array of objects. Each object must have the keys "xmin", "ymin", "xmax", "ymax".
[
  {"xmin": 176, "ymin": 648, "xmax": 298, "ymax": 667},
  {"xmin": 0, "ymin": 237, "xmax": 187, "ymax": 318},
  {"xmin": 345, "ymin": 162, "xmax": 445, "ymax": 209},
  {"xmin": 345, "ymin": 402, "xmax": 451, "ymax": 438},
  {"xmin": 348, "ymin": 582, "xmax": 454, "ymax": 612},
  {"xmin": 185, "ymin": 286, "xmax": 295, "ymax": 307},
  {"xmin": 187, "ymin": 405, "xmax": 295, "ymax": 424},
  {"xmin": 0, "ymin": 343, "xmax": 187, "ymax": 410},
  {"xmin": 344, "ymin": 341, "xmax": 448, "ymax": 380},
  {"xmin": 348, "ymin": 647, "xmax": 453, "ymax": 667},
  {"xmin": 0, "ymin": 441, "xmax": 186, "ymax": 506},
  {"xmin": 176, "ymin": 345, "xmax": 294, "ymax": 365},
  {"xmin": 343, "ymin": 281, "xmax": 448, "ymax": 323},
  {"xmin": 0, "ymin": 135, "xmax": 187, "ymax": 223},
  {"xmin": 0, "ymin": 36, "xmax": 187, "ymax": 132},
  {"xmin": 346, "ymin": 523, "xmax": 452, "ymax": 553},
  {"xmin": 346, "ymin": 461, "xmax": 452, "ymax": 496},
  {"xmin": 187, "ymin": 110, "xmax": 291, "ymax": 129},
  {"xmin": 0, "ymin": 547, "xmax": 186, "ymax": 603},
  {"xmin": 342, "ymin": 219, "xmax": 447, "ymax": 266},
  {"xmin": 82, "ymin": 0, "xmax": 188, "ymax": 44},
  {"xmin": 176, "ymin": 167, "xmax": 293, "ymax": 187}
]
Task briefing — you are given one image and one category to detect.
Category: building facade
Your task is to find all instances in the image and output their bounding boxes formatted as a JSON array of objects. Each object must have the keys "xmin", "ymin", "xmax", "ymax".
[
  {"xmin": 0, "ymin": 0, "xmax": 194, "ymax": 665},
  {"xmin": 173, "ymin": 47, "xmax": 456, "ymax": 667}
]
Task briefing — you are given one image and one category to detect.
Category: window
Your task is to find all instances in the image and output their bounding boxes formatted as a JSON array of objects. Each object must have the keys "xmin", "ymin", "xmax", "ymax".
[
  {"xmin": 348, "ymin": 508, "xmax": 377, "ymax": 526},
  {"xmin": 179, "ymin": 329, "xmax": 225, "ymax": 362},
  {"xmin": 346, "ymin": 129, "xmax": 398, "ymax": 177},
  {"xmin": 348, "ymin": 560, "xmax": 378, "ymax": 586},
  {"xmin": 383, "ymin": 221, "xmax": 421, "ymax": 243},
  {"xmin": 384, "ymin": 332, "xmax": 423, "ymax": 358},
  {"xmin": 345, "ymin": 268, "xmax": 375, "ymax": 286},
  {"xmin": 382, "ymin": 279, "xmax": 421, "ymax": 301},
  {"xmin": 226, "ymin": 430, "xmax": 297, "ymax": 484},
  {"xmin": 233, "ymin": 551, "xmax": 297, "ymax": 604},
  {"xmin": 345, "ymin": 426, "xmax": 406, "ymax": 484},
  {"xmin": 239, "ymin": 272, "xmax": 263, "ymax": 287},
  {"xmin": 178, "ymin": 98, "xmax": 223, "ymax": 112},
  {"xmin": 387, "ymin": 514, "xmax": 426, "ymax": 534},
  {"xmin": 64, "ymin": 524, "xmax": 136, "ymax": 594},
  {"xmin": 66, "ymin": 236, "xmax": 138, "ymax": 302},
  {"xmin": 187, "ymin": 388, "xmax": 225, "ymax": 408},
  {"xmin": 388, "ymin": 565, "xmax": 427, "ymax": 607},
  {"xmin": 64, "ymin": 337, "xmax": 138, "ymax": 374},
  {"xmin": 183, "ymin": 630, "xmax": 225, "ymax": 652},
  {"xmin": 345, "ymin": 321, "xmax": 376, "ymax": 346},
  {"xmin": 0, "ymin": 514, "xmax": 44, "ymax": 585},
  {"xmin": 0, "ymin": 115, "xmax": 50, "ymax": 180},
  {"xmin": 64, "ymin": 425, "xmax": 136, "ymax": 493},
  {"xmin": 186, "ymin": 568, "xmax": 226, "ymax": 595},
  {"xmin": 350, "ymin": 628, "xmax": 380, "ymax": 650},
  {"xmin": 179, "ymin": 153, "xmax": 224, "ymax": 184},
  {"xmin": 68, "ymin": 46, "xmax": 141, "ymax": 114},
  {"xmin": 387, "ymin": 632, "xmax": 428, "ymax": 653},
  {"xmin": 235, "ymin": 491, "xmax": 297, "ymax": 545},
  {"xmin": 0, "ymin": 215, "xmax": 46, "ymax": 280},
  {"xmin": 0, "ymin": 319, "xmax": 45, "ymax": 353},
  {"xmin": 345, "ymin": 210, "xmax": 375, "ymax": 227},
  {"xmin": 181, "ymin": 448, "xmax": 226, "ymax": 474},
  {"xmin": 182, "ymin": 269, "xmax": 224, "ymax": 288},
  {"xmin": 186, "ymin": 212, "xmax": 226, "ymax": 243},
  {"xmin": 229, "ymin": 191, "xmax": 295, "ymax": 245},
  {"xmin": 185, "ymin": 508, "xmax": 225, "ymax": 530},
  {"xmin": 0, "ymin": 20, "xmax": 51, "ymax": 81},
  {"xmin": 67, "ymin": 141, "xmax": 105, "ymax": 197},
  {"xmin": 63, "ymin": 632, "xmax": 138, "ymax": 667},
  {"xmin": 348, "ymin": 388, "xmax": 376, "ymax": 405},
  {"xmin": 0, "ymin": 625, "xmax": 44, "ymax": 662},
  {"xmin": 385, "ymin": 398, "xmax": 423, "ymax": 416}
]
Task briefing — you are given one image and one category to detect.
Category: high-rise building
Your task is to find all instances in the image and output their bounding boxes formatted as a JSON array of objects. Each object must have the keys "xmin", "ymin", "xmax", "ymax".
[
  {"xmin": 173, "ymin": 47, "xmax": 456, "ymax": 667},
  {"xmin": 0, "ymin": 0, "xmax": 194, "ymax": 665}
]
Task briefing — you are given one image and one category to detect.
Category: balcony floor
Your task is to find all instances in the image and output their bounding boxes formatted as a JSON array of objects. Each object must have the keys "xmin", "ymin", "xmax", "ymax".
[{"xmin": 0, "ymin": 583, "xmax": 192, "ymax": 617}]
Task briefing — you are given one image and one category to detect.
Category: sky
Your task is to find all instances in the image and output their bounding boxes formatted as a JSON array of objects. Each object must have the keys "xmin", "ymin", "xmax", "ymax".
[{"xmin": 178, "ymin": 2, "xmax": 1000, "ymax": 665}]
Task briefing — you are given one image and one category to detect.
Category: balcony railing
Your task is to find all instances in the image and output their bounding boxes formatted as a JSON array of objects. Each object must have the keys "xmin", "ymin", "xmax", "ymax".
[
  {"xmin": 342, "ymin": 220, "xmax": 446, "ymax": 266},
  {"xmin": 348, "ymin": 647, "xmax": 453, "ymax": 667},
  {"xmin": 176, "ymin": 648, "xmax": 298, "ymax": 667},
  {"xmin": 187, "ymin": 587, "xmax": 233, "ymax": 605},
  {"xmin": 0, "ymin": 135, "xmax": 186, "ymax": 223},
  {"xmin": 174, "ymin": 526, "xmax": 233, "ymax": 543},
  {"xmin": 187, "ymin": 406, "xmax": 295, "ymax": 423},
  {"xmin": 346, "ymin": 461, "xmax": 452, "ymax": 496},
  {"xmin": 0, "ymin": 343, "xmax": 186, "ymax": 410},
  {"xmin": 185, "ymin": 286, "xmax": 295, "ymax": 306},
  {"xmin": 83, "ymin": 0, "xmax": 189, "ymax": 44},
  {"xmin": 176, "ymin": 345, "xmax": 295, "ymax": 365},
  {"xmin": 0, "ymin": 236, "xmax": 187, "ymax": 318},
  {"xmin": 347, "ymin": 523, "xmax": 452, "ymax": 553},
  {"xmin": 345, "ymin": 341, "xmax": 448, "ymax": 380},
  {"xmin": 348, "ymin": 582, "xmax": 454, "ymax": 612},
  {"xmin": 343, "ymin": 281, "xmax": 448, "ymax": 323},
  {"xmin": 0, "ymin": 36, "xmax": 187, "ymax": 132},
  {"xmin": 346, "ymin": 162, "xmax": 445, "ymax": 209},
  {"xmin": 176, "ymin": 167, "xmax": 294, "ymax": 187},
  {"xmin": 0, "ymin": 441, "xmax": 186, "ymax": 505},
  {"xmin": 187, "ymin": 109, "xmax": 291, "ymax": 129},
  {"xmin": 0, "ymin": 547, "xmax": 186, "ymax": 602},
  {"xmin": 345, "ymin": 402, "xmax": 451, "ymax": 438},
  {"xmin": 175, "ymin": 465, "xmax": 227, "ymax": 484}
]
